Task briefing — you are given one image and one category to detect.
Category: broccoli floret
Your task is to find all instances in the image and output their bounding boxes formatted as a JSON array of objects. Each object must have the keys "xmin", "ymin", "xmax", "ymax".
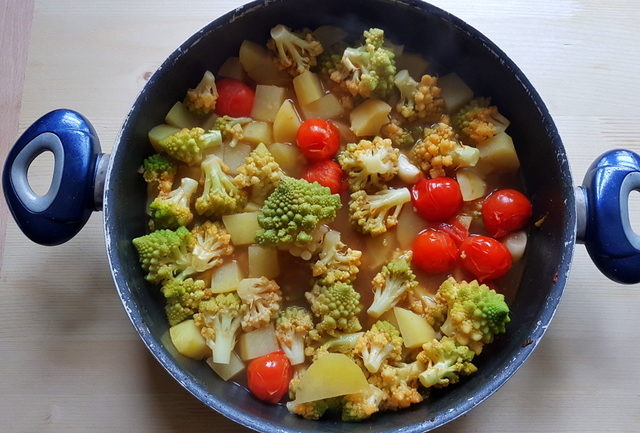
[
  {"xmin": 139, "ymin": 153, "xmax": 177, "ymax": 195},
  {"xmin": 354, "ymin": 321, "xmax": 403, "ymax": 373},
  {"xmin": 311, "ymin": 230, "xmax": 362, "ymax": 286},
  {"xmin": 437, "ymin": 278, "xmax": 510, "ymax": 354},
  {"xmin": 184, "ymin": 70, "xmax": 218, "ymax": 115},
  {"xmin": 153, "ymin": 127, "xmax": 221, "ymax": 166},
  {"xmin": 305, "ymin": 332, "xmax": 364, "ymax": 361},
  {"xmin": 236, "ymin": 277, "xmax": 282, "ymax": 332},
  {"xmin": 132, "ymin": 226, "xmax": 192, "ymax": 283},
  {"xmin": 416, "ymin": 337, "xmax": 477, "ymax": 388},
  {"xmin": 195, "ymin": 154, "xmax": 247, "ymax": 217},
  {"xmin": 369, "ymin": 360, "xmax": 424, "ymax": 410},
  {"xmin": 256, "ymin": 178, "xmax": 341, "ymax": 247},
  {"xmin": 162, "ymin": 278, "xmax": 209, "ymax": 325},
  {"xmin": 452, "ymin": 97, "xmax": 510, "ymax": 145},
  {"xmin": 367, "ymin": 253, "xmax": 418, "ymax": 319},
  {"xmin": 234, "ymin": 143, "xmax": 285, "ymax": 202},
  {"xmin": 148, "ymin": 177, "xmax": 198, "ymax": 230},
  {"xmin": 410, "ymin": 122, "xmax": 479, "ymax": 178},
  {"xmin": 338, "ymin": 136, "xmax": 400, "ymax": 192},
  {"xmin": 394, "ymin": 71, "xmax": 445, "ymax": 122},
  {"xmin": 214, "ymin": 115, "xmax": 252, "ymax": 148},
  {"xmin": 183, "ymin": 221, "xmax": 233, "ymax": 275},
  {"xmin": 305, "ymin": 282, "xmax": 363, "ymax": 339},
  {"xmin": 267, "ymin": 24, "xmax": 323, "ymax": 76},
  {"xmin": 341, "ymin": 384, "xmax": 386, "ymax": 421},
  {"xmin": 275, "ymin": 306, "xmax": 313, "ymax": 365},
  {"xmin": 194, "ymin": 293, "xmax": 246, "ymax": 364},
  {"xmin": 349, "ymin": 187, "xmax": 411, "ymax": 236},
  {"xmin": 405, "ymin": 289, "xmax": 448, "ymax": 330}
]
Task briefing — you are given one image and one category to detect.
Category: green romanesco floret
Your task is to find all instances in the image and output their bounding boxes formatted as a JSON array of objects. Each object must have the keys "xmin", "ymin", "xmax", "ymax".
[
  {"xmin": 341, "ymin": 384, "xmax": 386, "ymax": 421},
  {"xmin": 394, "ymin": 71, "xmax": 445, "ymax": 122},
  {"xmin": 437, "ymin": 277, "xmax": 510, "ymax": 354},
  {"xmin": 182, "ymin": 221, "xmax": 233, "ymax": 275},
  {"xmin": 162, "ymin": 278, "xmax": 209, "ymax": 325},
  {"xmin": 267, "ymin": 24, "xmax": 323, "ymax": 76},
  {"xmin": 132, "ymin": 226, "xmax": 192, "ymax": 283},
  {"xmin": 195, "ymin": 154, "xmax": 247, "ymax": 217},
  {"xmin": 194, "ymin": 292, "xmax": 246, "ymax": 364},
  {"xmin": 367, "ymin": 252, "xmax": 418, "ymax": 318},
  {"xmin": 276, "ymin": 306, "xmax": 313, "ymax": 365},
  {"xmin": 311, "ymin": 230, "xmax": 362, "ymax": 286},
  {"xmin": 214, "ymin": 115, "xmax": 252, "ymax": 148},
  {"xmin": 305, "ymin": 282, "xmax": 363, "ymax": 339},
  {"xmin": 139, "ymin": 153, "xmax": 177, "ymax": 195},
  {"xmin": 349, "ymin": 187, "xmax": 411, "ymax": 236},
  {"xmin": 153, "ymin": 127, "xmax": 221, "ymax": 165},
  {"xmin": 234, "ymin": 142, "xmax": 285, "ymax": 202},
  {"xmin": 236, "ymin": 277, "xmax": 282, "ymax": 332},
  {"xmin": 255, "ymin": 178, "xmax": 341, "ymax": 247},
  {"xmin": 338, "ymin": 136, "xmax": 400, "ymax": 192},
  {"xmin": 305, "ymin": 332, "xmax": 364, "ymax": 361},
  {"xmin": 184, "ymin": 70, "xmax": 218, "ymax": 115},
  {"xmin": 368, "ymin": 360, "xmax": 425, "ymax": 411},
  {"xmin": 452, "ymin": 97, "xmax": 510, "ymax": 145},
  {"xmin": 410, "ymin": 122, "xmax": 479, "ymax": 178},
  {"xmin": 148, "ymin": 177, "xmax": 198, "ymax": 230},
  {"xmin": 354, "ymin": 320, "xmax": 403, "ymax": 373},
  {"xmin": 416, "ymin": 336, "xmax": 477, "ymax": 388}
]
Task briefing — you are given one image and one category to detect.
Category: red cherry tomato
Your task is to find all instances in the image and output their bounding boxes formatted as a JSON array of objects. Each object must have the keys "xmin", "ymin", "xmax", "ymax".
[
  {"xmin": 482, "ymin": 189, "xmax": 533, "ymax": 238},
  {"xmin": 302, "ymin": 160, "xmax": 345, "ymax": 194},
  {"xmin": 296, "ymin": 119, "xmax": 340, "ymax": 162},
  {"xmin": 458, "ymin": 235, "xmax": 512, "ymax": 282},
  {"xmin": 215, "ymin": 78, "xmax": 255, "ymax": 117},
  {"xmin": 412, "ymin": 229, "xmax": 459, "ymax": 274},
  {"xmin": 437, "ymin": 217, "xmax": 470, "ymax": 247},
  {"xmin": 411, "ymin": 177, "xmax": 463, "ymax": 222},
  {"xmin": 247, "ymin": 351, "xmax": 292, "ymax": 404}
]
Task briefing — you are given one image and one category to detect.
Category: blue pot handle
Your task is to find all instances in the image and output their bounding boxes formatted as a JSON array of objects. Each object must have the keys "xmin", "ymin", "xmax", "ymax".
[
  {"xmin": 2, "ymin": 109, "xmax": 108, "ymax": 246},
  {"xmin": 577, "ymin": 149, "xmax": 640, "ymax": 284}
]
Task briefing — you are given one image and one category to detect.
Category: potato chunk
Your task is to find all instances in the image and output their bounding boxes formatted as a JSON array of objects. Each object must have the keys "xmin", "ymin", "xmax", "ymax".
[
  {"xmin": 301, "ymin": 94, "xmax": 344, "ymax": 120},
  {"xmin": 248, "ymin": 245, "xmax": 280, "ymax": 279},
  {"xmin": 165, "ymin": 101, "xmax": 203, "ymax": 129},
  {"xmin": 169, "ymin": 319, "xmax": 211, "ymax": 360},
  {"xmin": 238, "ymin": 324, "xmax": 280, "ymax": 360},
  {"xmin": 239, "ymin": 40, "xmax": 290, "ymax": 86},
  {"xmin": 242, "ymin": 121, "xmax": 273, "ymax": 145},
  {"xmin": 273, "ymin": 100, "xmax": 302, "ymax": 143},
  {"xmin": 206, "ymin": 351, "xmax": 245, "ymax": 381},
  {"xmin": 293, "ymin": 70, "xmax": 324, "ymax": 105},
  {"xmin": 251, "ymin": 85, "xmax": 286, "ymax": 122},
  {"xmin": 268, "ymin": 142, "xmax": 304, "ymax": 177},
  {"xmin": 456, "ymin": 167, "xmax": 487, "ymax": 201},
  {"xmin": 218, "ymin": 57, "xmax": 245, "ymax": 81},
  {"xmin": 439, "ymin": 73, "xmax": 474, "ymax": 113},
  {"xmin": 148, "ymin": 124, "xmax": 180, "ymax": 147},
  {"xmin": 210, "ymin": 261, "xmax": 243, "ymax": 293},
  {"xmin": 396, "ymin": 52, "xmax": 429, "ymax": 78},
  {"xmin": 223, "ymin": 143, "xmax": 252, "ymax": 173},
  {"xmin": 350, "ymin": 99, "xmax": 391, "ymax": 137},
  {"xmin": 222, "ymin": 212, "xmax": 261, "ymax": 245},
  {"xmin": 394, "ymin": 307, "xmax": 436, "ymax": 348},
  {"xmin": 476, "ymin": 132, "xmax": 520, "ymax": 174}
]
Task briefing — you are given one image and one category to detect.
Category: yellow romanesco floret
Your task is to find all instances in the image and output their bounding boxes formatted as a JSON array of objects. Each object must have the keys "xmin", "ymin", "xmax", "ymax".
[
  {"xmin": 416, "ymin": 336, "xmax": 477, "ymax": 388},
  {"xmin": 349, "ymin": 187, "xmax": 411, "ymax": 236},
  {"xmin": 311, "ymin": 230, "xmax": 362, "ymax": 286},
  {"xmin": 194, "ymin": 293, "xmax": 246, "ymax": 364},
  {"xmin": 404, "ymin": 288, "xmax": 448, "ymax": 330},
  {"xmin": 184, "ymin": 70, "xmax": 218, "ymax": 115},
  {"xmin": 214, "ymin": 116, "xmax": 252, "ymax": 148},
  {"xmin": 182, "ymin": 221, "xmax": 233, "ymax": 275},
  {"xmin": 394, "ymin": 71, "xmax": 445, "ymax": 122},
  {"xmin": 341, "ymin": 384, "xmax": 386, "ymax": 421},
  {"xmin": 380, "ymin": 119, "xmax": 420, "ymax": 148},
  {"xmin": 267, "ymin": 25, "xmax": 324, "ymax": 76},
  {"xmin": 367, "ymin": 361, "xmax": 424, "ymax": 411},
  {"xmin": 452, "ymin": 97, "xmax": 510, "ymax": 145},
  {"xmin": 236, "ymin": 277, "xmax": 282, "ymax": 332},
  {"xmin": 148, "ymin": 177, "xmax": 198, "ymax": 230},
  {"xmin": 354, "ymin": 321, "xmax": 403, "ymax": 373},
  {"xmin": 195, "ymin": 155, "xmax": 247, "ymax": 217},
  {"xmin": 338, "ymin": 136, "xmax": 400, "ymax": 192},
  {"xmin": 234, "ymin": 143, "xmax": 285, "ymax": 202}
]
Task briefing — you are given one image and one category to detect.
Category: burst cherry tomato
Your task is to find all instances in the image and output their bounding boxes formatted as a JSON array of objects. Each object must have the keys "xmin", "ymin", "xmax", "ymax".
[
  {"xmin": 247, "ymin": 351, "xmax": 292, "ymax": 404},
  {"xmin": 411, "ymin": 177, "xmax": 463, "ymax": 222},
  {"xmin": 482, "ymin": 189, "xmax": 533, "ymax": 238},
  {"xmin": 458, "ymin": 235, "xmax": 512, "ymax": 282},
  {"xmin": 215, "ymin": 78, "xmax": 255, "ymax": 117},
  {"xmin": 302, "ymin": 160, "xmax": 345, "ymax": 194},
  {"xmin": 296, "ymin": 119, "xmax": 340, "ymax": 162},
  {"xmin": 437, "ymin": 217, "xmax": 470, "ymax": 247},
  {"xmin": 412, "ymin": 229, "xmax": 459, "ymax": 274}
]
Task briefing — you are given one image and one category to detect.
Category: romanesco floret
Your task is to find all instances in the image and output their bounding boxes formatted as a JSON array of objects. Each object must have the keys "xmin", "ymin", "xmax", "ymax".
[
  {"xmin": 161, "ymin": 278, "xmax": 208, "ymax": 325},
  {"xmin": 416, "ymin": 336, "xmax": 477, "ymax": 388},
  {"xmin": 153, "ymin": 127, "xmax": 221, "ymax": 165},
  {"xmin": 311, "ymin": 230, "xmax": 362, "ymax": 286},
  {"xmin": 194, "ymin": 292, "xmax": 246, "ymax": 364},
  {"xmin": 236, "ymin": 277, "xmax": 282, "ymax": 332},
  {"xmin": 132, "ymin": 226, "xmax": 192, "ymax": 283},
  {"xmin": 354, "ymin": 321, "xmax": 403, "ymax": 373},
  {"xmin": 234, "ymin": 142, "xmax": 285, "ymax": 202},
  {"xmin": 183, "ymin": 221, "xmax": 233, "ymax": 275},
  {"xmin": 394, "ymin": 71, "xmax": 445, "ymax": 122},
  {"xmin": 349, "ymin": 187, "xmax": 411, "ymax": 236},
  {"xmin": 367, "ymin": 252, "xmax": 418, "ymax": 318},
  {"xmin": 184, "ymin": 70, "xmax": 218, "ymax": 115},
  {"xmin": 367, "ymin": 360, "xmax": 425, "ymax": 410},
  {"xmin": 437, "ymin": 278, "xmax": 510, "ymax": 354},
  {"xmin": 452, "ymin": 97, "xmax": 510, "ymax": 145},
  {"xmin": 267, "ymin": 24, "xmax": 323, "ymax": 76},
  {"xmin": 148, "ymin": 177, "xmax": 198, "ymax": 230},
  {"xmin": 410, "ymin": 122, "xmax": 479, "ymax": 178},
  {"xmin": 287, "ymin": 224, "xmax": 329, "ymax": 261},
  {"xmin": 275, "ymin": 306, "xmax": 313, "ymax": 365},
  {"xmin": 405, "ymin": 289, "xmax": 448, "ymax": 330},
  {"xmin": 342, "ymin": 384, "xmax": 386, "ymax": 421},
  {"xmin": 338, "ymin": 137, "xmax": 400, "ymax": 192},
  {"xmin": 305, "ymin": 282, "xmax": 363, "ymax": 339},
  {"xmin": 214, "ymin": 115, "xmax": 252, "ymax": 148},
  {"xmin": 305, "ymin": 332, "xmax": 364, "ymax": 361},
  {"xmin": 380, "ymin": 119, "xmax": 421, "ymax": 149},
  {"xmin": 255, "ymin": 178, "xmax": 341, "ymax": 247},
  {"xmin": 139, "ymin": 153, "xmax": 176, "ymax": 195},
  {"xmin": 195, "ymin": 154, "xmax": 247, "ymax": 217}
]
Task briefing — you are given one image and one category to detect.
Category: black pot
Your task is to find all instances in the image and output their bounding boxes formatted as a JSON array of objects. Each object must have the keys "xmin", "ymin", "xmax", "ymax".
[{"xmin": 3, "ymin": 1, "xmax": 640, "ymax": 432}]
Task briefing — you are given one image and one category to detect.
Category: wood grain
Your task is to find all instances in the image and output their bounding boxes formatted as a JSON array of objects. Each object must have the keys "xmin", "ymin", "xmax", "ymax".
[{"xmin": 1, "ymin": 1, "xmax": 639, "ymax": 432}]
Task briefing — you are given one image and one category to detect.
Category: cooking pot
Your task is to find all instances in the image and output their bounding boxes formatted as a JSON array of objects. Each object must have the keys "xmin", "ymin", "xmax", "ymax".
[{"xmin": 3, "ymin": 0, "xmax": 640, "ymax": 432}]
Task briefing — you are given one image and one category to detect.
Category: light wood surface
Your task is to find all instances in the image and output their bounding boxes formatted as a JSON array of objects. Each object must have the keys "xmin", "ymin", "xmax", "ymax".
[{"xmin": 2, "ymin": 0, "xmax": 639, "ymax": 432}]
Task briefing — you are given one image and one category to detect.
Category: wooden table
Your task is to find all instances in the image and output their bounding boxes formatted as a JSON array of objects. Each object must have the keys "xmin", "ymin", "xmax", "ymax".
[{"xmin": 2, "ymin": 1, "xmax": 639, "ymax": 431}]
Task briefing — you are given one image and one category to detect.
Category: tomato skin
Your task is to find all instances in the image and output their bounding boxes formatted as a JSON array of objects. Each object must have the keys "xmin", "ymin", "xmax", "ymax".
[
  {"xmin": 482, "ymin": 189, "xmax": 532, "ymax": 238},
  {"xmin": 458, "ymin": 235, "xmax": 512, "ymax": 282},
  {"xmin": 437, "ymin": 218, "xmax": 470, "ymax": 247},
  {"xmin": 302, "ymin": 160, "xmax": 344, "ymax": 194},
  {"xmin": 412, "ymin": 229, "xmax": 459, "ymax": 274},
  {"xmin": 411, "ymin": 177, "xmax": 463, "ymax": 222},
  {"xmin": 296, "ymin": 119, "xmax": 340, "ymax": 162},
  {"xmin": 215, "ymin": 78, "xmax": 255, "ymax": 117},
  {"xmin": 247, "ymin": 351, "xmax": 292, "ymax": 404}
]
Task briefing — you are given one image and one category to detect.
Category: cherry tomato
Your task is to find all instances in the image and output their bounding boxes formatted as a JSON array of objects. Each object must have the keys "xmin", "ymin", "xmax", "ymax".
[
  {"xmin": 458, "ymin": 235, "xmax": 512, "ymax": 282},
  {"xmin": 247, "ymin": 351, "xmax": 292, "ymax": 404},
  {"xmin": 412, "ymin": 229, "xmax": 459, "ymax": 274},
  {"xmin": 482, "ymin": 189, "xmax": 533, "ymax": 238},
  {"xmin": 302, "ymin": 160, "xmax": 344, "ymax": 194},
  {"xmin": 437, "ymin": 217, "xmax": 470, "ymax": 247},
  {"xmin": 411, "ymin": 177, "xmax": 463, "ymax": 222},
  {"xmin": 296, "ymin": 119, "xmax": 340, "ymax": 162},
  {"xmin": 215, "ymin": 78, "xmax": 255, "ymax": 117}
]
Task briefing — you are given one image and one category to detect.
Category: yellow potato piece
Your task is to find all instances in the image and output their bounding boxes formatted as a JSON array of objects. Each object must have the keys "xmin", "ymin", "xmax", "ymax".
[
  {"xmin": 239, "ymin": 40, "xmax": 290, "ymax": 86},
  {"xmin": 251, "ymin": 85, "xmax": 286, "ymax": 122},
  {"xmin": 165, "ymin": 101, "xmax": 203, "ymax": 129},
  {"xmin": 238, "ymin": 324, "xmax": 280, "ymax": 360},
  {"xmin": 242, "ymin": 121, "xmax": 273, "ymax": 145},
  {"xmin": 273, "ymin": 99, "xmax": 301, "ymax": 143},
  {"xmin": 206, "ymin": 351, "xmax": 245, "ymax": 381},
  {"xmin": 293, "ymin": 70, "xmax": 324, "ymax": 106},
  {"xmin": 439, "ymin": 73, "xmax": 474, "ymax": 113},
  {"xmin": 301, "ymin": 93, "xmax": 344, "ymax": 120},
  {"xmin": 210, "ymin": 261, "xmax": 243, "ymax": 293},
  {"xmin": 456, "ymin": 167, "xmax": 487, "ymax": 201},
  {"xmin": 350, "ymin": 99, "xmax": 391, "ymax": 137},
  {"xmin": 268, "ymin": 142, "xmax": 304, "ymax": 177},
  {"xmin": 248, "ymin": 245, "xmax": 280, "ymax": 279},
  {"xmin": 476, "ymin": 132, "xmax": 520, "ymax": 174},
  {"xmin": 148, "ymin": 124, "xmax": 180, "ymax": 148},
  {"xmin": 218, "ymin": 57, "xmax": 246, "ymax": 81},
  {"xmin": 222, "ymin": 212, "xmax": 261, "ymax": 245},
  {"xmin": 394, "ymin": 307, "xmax": 436, "ymax": 348},
  {"xmin": 169, "ymin": 319, "xmax": 211, "ymax": 360},
  {"xmin": 395, "ymin": 52, "xmax": 429, "ymax": 78}
]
